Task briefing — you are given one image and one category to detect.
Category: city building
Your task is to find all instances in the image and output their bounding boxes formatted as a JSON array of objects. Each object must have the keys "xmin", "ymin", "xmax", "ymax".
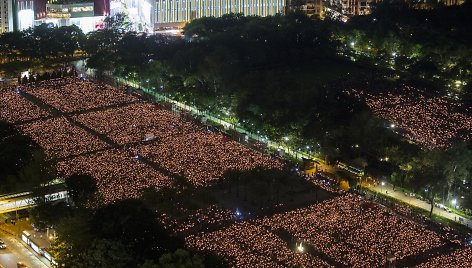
[
  {"xmin": 32, "ymin": 0, "xmax": 109, "ymax": 32},
  {"xmin": 154, "ymin": 0, "xmax": 287, "ymax": 28},
  {"xmin": 110, "ymin": 0, "xmax": 154, "ymax": 32},
  {"xmin": 302, "ymin": 0, "xmax": 323, "ymax": 19},
  {"xmin": 0, "ymin": 0, "xmax": 15, "ymax": 33},
  {"xmin": 341, "ymin": 0, "xmax": 377, "ymax": 16},
  {"xmin": 440, "ymin": 0, "xmax": 465, "ymax": 6}
]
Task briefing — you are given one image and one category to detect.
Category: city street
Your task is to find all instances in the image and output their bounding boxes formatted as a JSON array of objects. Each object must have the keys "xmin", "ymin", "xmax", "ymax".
[
  {"xmin": 0, "ymin": 230, "xmax": 50, "ymax": 268},
  {"xmin": 371, "ymin": 183, "xmax": 472, "ymax": 228}
]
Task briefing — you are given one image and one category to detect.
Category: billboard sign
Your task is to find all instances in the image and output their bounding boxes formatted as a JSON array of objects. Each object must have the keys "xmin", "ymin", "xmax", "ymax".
[{"xmin": 46, "ymin": 2, "xmax": 94, "ymax": 18}]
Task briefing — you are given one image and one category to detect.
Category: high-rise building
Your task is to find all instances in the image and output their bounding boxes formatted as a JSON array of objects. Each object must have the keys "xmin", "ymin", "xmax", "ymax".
[
  {"xmin": 0, "ymin": 0, "xmax": 14, "ymax": 33},
  {"xmin": 32, "ymin": 0, "xmax": 109, "ymax": 32},
  {"xmin": 440, "ymin": 0, "xmax": 465, "ymax": 6},
  {"xmin": 301, "ymin": 0, "xmax": 323, "ymax": 19},
  {"xmin": 341, "ymin": 0, "xmax": 377, "ymax": 16},
  {"xmin": 154, "ymin": 0, "xmax": 287, "ymax": 27}
]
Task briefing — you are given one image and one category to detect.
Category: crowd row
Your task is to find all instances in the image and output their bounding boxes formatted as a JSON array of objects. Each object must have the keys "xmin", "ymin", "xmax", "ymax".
[
  {"xmin": 158, "ymin": 205, "xmax": 235, "ymax": 235},
  {"xmin": 186, "ymin": 221, "xmax": 331, "ymax": 268},
  {"xmin": 2, "ymin": 78, "xmax": 282, "ymax": 202},
  {"xmin": 187, "ymin": 194, "xmax": 448, "ymax": 267},
  {"xmin": 56, "ymin": 149, "xmax": 173, "ymax": 204},
  {"xmin": 18, "ymin": 117, "xmax": 109, "ymax": 159},
  {"xmin": 26, "ymin": 78, "xmax": 137, "ymax": 113},
  {"xmin": 73, "ymin": 102, "xmax": 198, "ymax": 145},
  {"xmin": 348, "ymin": 86, "xmax": 472, "ymax": 149},
  {"xmin": 416, "ymin": 248, "xmax": 472, "ymax": 268},
  {"xmin": 134, "ymin": 132, "xmax": 283, "ymax": 187},
  {"xmin": 0, "ymin": 88, "xmax": 49, "ymax": 124}
]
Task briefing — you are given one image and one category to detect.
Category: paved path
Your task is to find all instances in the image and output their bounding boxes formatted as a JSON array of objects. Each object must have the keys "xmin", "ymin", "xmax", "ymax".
[{"xmin": 370, "ymin": 183, "xmax": 472, "ymax": 227}]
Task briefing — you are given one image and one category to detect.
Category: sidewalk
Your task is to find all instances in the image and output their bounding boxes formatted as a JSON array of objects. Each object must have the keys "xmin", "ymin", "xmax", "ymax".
[
  {"xmin": 0, "ymin": 219, "xmax": 52, "ymax": 268},
  {"xmin": 370, "ymin": 183, "xmax": 472, "ymax": 228}
]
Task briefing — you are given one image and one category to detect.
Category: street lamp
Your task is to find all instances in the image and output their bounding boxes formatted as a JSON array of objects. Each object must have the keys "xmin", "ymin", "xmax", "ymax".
[
  {"xmin": 296, "ymin": 242, "xmax": 305, "ymax": 253},
  {"xmin": 381, "ymin": 181, "xmax": 386, "ymax": 194}
]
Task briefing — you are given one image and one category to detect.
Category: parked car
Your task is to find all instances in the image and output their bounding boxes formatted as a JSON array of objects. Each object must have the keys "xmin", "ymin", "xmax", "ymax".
[{"xmin": 0, "ymin": 240, "xmax": 6, "ymax": 249}]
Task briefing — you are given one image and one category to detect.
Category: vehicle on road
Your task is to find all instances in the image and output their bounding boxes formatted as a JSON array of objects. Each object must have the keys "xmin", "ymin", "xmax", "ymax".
[
  {"xmin": 0, "ymin": 239, "xmax": 6, "ymax": 249},
  {"xmin": 17, "ymin": 262, "xmax": 28, "ymax": 268}
]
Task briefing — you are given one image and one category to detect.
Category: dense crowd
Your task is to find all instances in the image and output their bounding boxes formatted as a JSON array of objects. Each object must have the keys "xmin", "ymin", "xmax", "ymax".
[
  {"xmin": 186, "ymin": 221, "xmax": 331, "ymax": 268},
  {"xmin": 18, "ymin": 117, "xmax": 109, "ymax": 159},
  {"xmin": 134, "ymin": 132, "xmax": 283, "ymax": 187},
  {"xmin": 303, "ymin": 172, "xmax": 343, "ymax": 194},
  {"xmin": 415, "ymin": 248, "xmax": 472, "ymax": 268},
  {"xmin": 1, "ymin": 77, "xmax": 281, "ymax": 202},
  {"xmin": 73, "ymin": 102, "xmax": 198, "ymax": 145},
  {"xmin": 56, "ymin": 149, "xmax": 173, "ymax": 203},
  {"xmin": 0, "ymin": 88, "xmax": 50, "ymax": 123},
  {"xmin": 348, "ymin": 86, "xmax": 472, "ymax": 149},
  {"xmin": 26, "ymin": 78, "xmax": 137, "ymax": 113},
  {"xmin": 187, "ymin": 194, "xmax": 448, "ymax": 267},
  {"xmin": 159, "ymin": 205, "xmax": 235, "ymax": 235},
  {"xmin": 4, "ymin": 78, "xmax": 471, "ymax": 266}
]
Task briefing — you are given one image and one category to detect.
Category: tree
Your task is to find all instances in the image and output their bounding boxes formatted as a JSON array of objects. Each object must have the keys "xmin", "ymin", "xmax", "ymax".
[
  {"xmin": 442, "ymin": 142, "xmax": 472, "ymax": 203},
  {"xmin": 83, "ymin": 239, "xmax": 133, "ymax": 268},
  {"xmin": 0, "ymin": 121, "xmax": 39, "ymax": 190},
  {"xmin": 409, "ymin": 149, "xmax": 447, "ymax": 217},
  {"xmin": 65, "ymin": 174, "xmax": 97, "ymax": 208},
  {"xmin": 91, "ymin": 199, "xmax": 183, "ymax": 261},
  {"xmin": 104, "ymin": 13, "xmax": 133, "ymax": 33},
  {"xmin": 50, "ymin": 212, "xmax": 93, "ymax": 267}
]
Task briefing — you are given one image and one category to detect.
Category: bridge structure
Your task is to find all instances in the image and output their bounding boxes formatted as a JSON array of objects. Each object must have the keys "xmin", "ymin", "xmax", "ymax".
[{"xmin": 0, "ymin": 184, "xmax": 68, "ymax": 214}]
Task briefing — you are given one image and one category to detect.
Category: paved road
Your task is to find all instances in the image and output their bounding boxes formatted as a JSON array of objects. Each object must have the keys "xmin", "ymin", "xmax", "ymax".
[
  {"xmin": 371, "ymin": 183, "xmax": 472, "ymax": 227},
  {"xmin": 0, "ymin": 231, "xmax": 50, "ymax": 268}
]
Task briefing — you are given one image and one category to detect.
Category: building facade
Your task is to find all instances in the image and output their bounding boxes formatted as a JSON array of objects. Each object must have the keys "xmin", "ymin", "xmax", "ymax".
[
  {"xmin": 0, "ymin": 0, "xmax": 14, "ymax": 33},
  {"xmin": 302, "ymin": 0, "xmax": 323, "ymax": 19},
  {"xmin": 155, "ymin": 0, "xmax": 286, "ymax": 26},
  {"xmin": 341, "ymin": 0, "xmax": 377, "ymax": 16}
]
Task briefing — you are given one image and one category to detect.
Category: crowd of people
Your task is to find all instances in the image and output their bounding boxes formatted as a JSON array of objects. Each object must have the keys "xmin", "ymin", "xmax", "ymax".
[
  {"xmin": 1, "ymin": 77, "xmax": 281, "ymax": 202},
  {"xmin": 134, "ymin": 132, "xmax": 283, "ymax": 187},
  {"xmin": 186, "ymin": 221, "xmax": 331, "ymax": 268},
  {"xmin": 416, "ymin": 248, "xmax": 472, "ymax": 268},
  {"xmin": 3, "ymin": 77, "xmax": 472, "ymax": 267},
  {"xmin": 158, "ymin": 205, "xmax": 234, "ymax": 235},
  {"xmin": 302, "ymin": 172, "xmax": 343, "ymax": 194},
  {"xmin": 187, "ymin": 193, "xmax": 453, "ymax": 267},
  {"xmin": 27, "ymin": 78, "xmax": 137, "ymax": 113},
  {"xmin": 347, "ymin": 86, "xmax": 472, "ymax": 149},
  {"xmin": 73, "ymin": 102, "xmax": 198, "ymax": 145},
  {"xmin": 0, "ymin": 88, "xmax": 50, "ymax": 124},
  {"xmin": 56, "ymin": 149, "xmax": 173, "ymax": 203},
  {"xmin": 18, "ymin": 117, "xmax": 109, "ymax": 159}
]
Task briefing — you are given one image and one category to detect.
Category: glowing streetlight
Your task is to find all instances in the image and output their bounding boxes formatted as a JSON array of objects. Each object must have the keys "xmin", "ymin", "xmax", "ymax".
[{"xmin": 296, "ymin": 242, "xmax": 305, "ymax": 253}]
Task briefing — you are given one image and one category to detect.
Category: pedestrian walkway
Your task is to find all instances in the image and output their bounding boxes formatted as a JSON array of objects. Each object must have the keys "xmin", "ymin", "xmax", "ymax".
[{"xmin": 370, "ymin": 183, "xmax": 472, "ymax": 228}]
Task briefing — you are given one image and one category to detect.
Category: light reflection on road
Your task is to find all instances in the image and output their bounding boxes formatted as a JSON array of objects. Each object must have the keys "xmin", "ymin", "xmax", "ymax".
[{"xmin": 0, "ymin": 230, "xmax": 49, "ymax": 268}]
